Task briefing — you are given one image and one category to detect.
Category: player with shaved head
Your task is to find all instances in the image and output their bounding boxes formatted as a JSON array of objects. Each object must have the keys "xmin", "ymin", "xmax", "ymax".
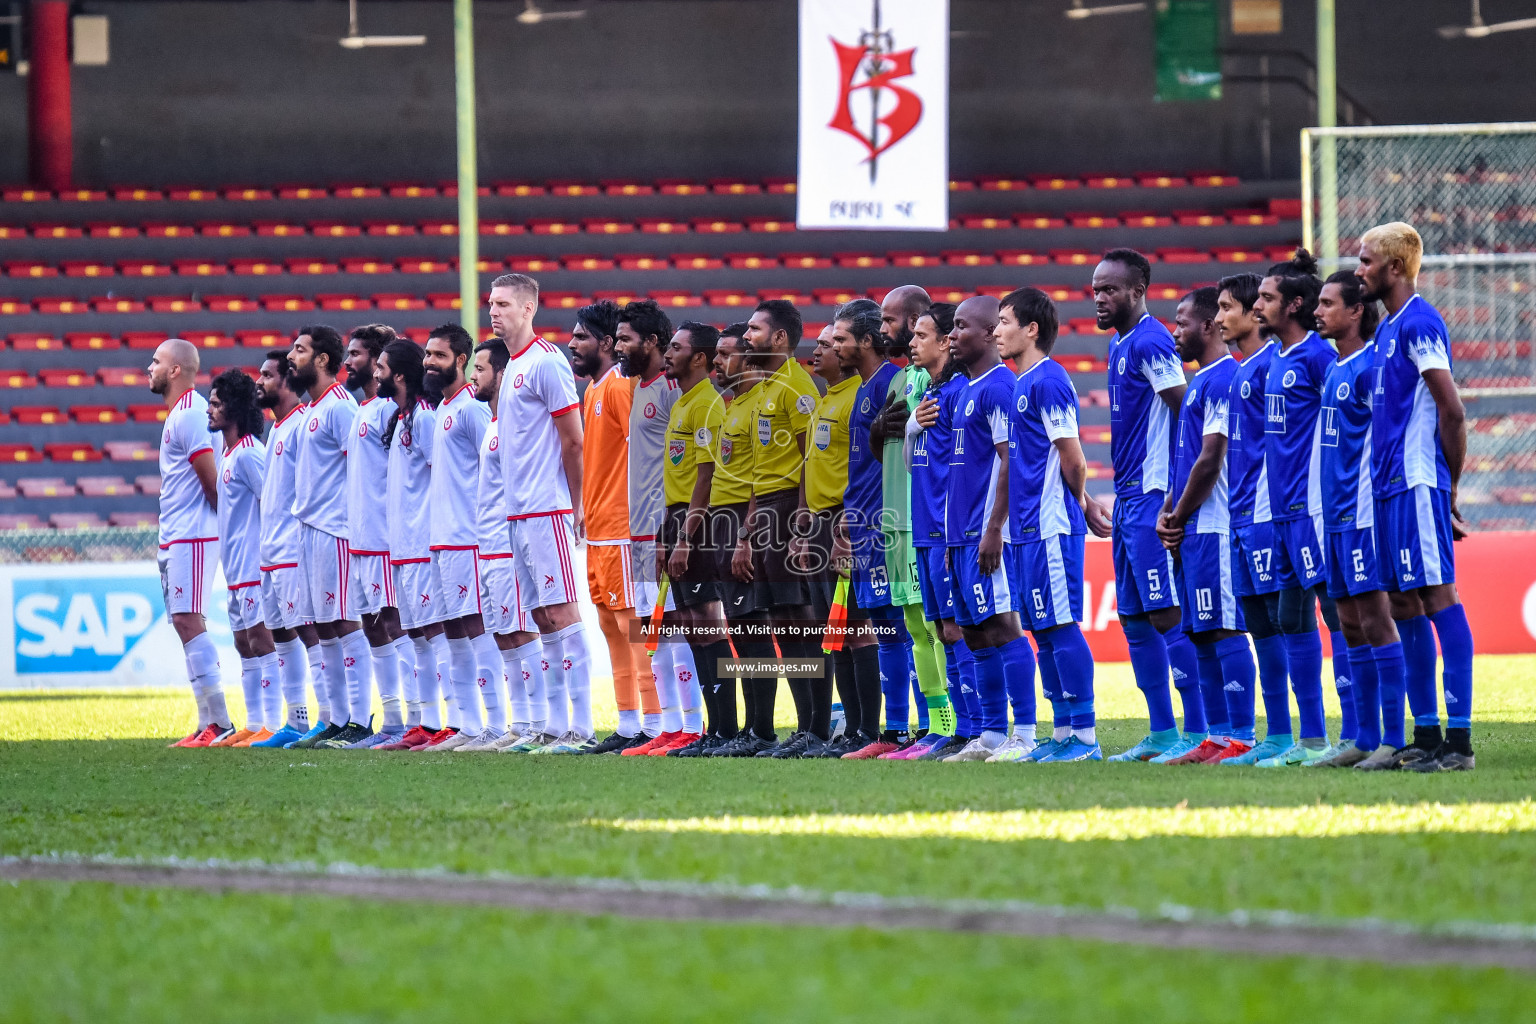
[{"xmin": 150, "ymin": 338, "xmax": 229, "ymax": 747}]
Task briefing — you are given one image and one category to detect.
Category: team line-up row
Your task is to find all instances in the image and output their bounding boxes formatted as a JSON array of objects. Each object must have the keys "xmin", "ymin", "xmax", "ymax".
[{"xmin": 144, "ymin": 219, "xmax": 1475, "ymax": 770}]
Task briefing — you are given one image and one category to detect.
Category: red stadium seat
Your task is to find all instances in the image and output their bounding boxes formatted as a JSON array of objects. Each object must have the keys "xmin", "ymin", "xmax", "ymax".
[
  {"xmin": 143, "ymin": 223, "xmax": 196, "ymax": 239},
  {"xmin": 547, "ymin": 181, "xmax": 599, "ymax": 197},
  {"xmin": 602, "ymin": 180, "xmax": 654, "ymax": 196},
  {"xmin": 71, "ymin": 405, "xmax": 126, "ymax": 425},
  {"xmin": 563, "ymin": 255, "xmax": 616, "ymax": 271},
  {"xmin": 996, "ymin": 250, "xmax": 1047, "ymax": 266},
  {"xmin": 2, "ymin": 369, "xmax": 36, "ymax": 388},
  {"xmin": 476, "ymin": 258, "xmax": 506, "ymax": 273},
  {"xmin": 402, "ymin": 328, "xmax": 432, "ymax": 343},
  {"xmin": 168, "ymin": 187, "xmax": 217, "ymax": 201},
  {"xmin": 341, "ymin": 258, "xmax": 393, "ymax": 274},
  {"xmin": 135, "ymin": 475, "xmax": 163, "ymax": 496},
  {"xmin": 1030, "ymin": 175, "xmax": 1081, "ymax": 191},
  {"xmin": 1016, "ymin": 215, "xmax": 1067, "ymax": 230},
  {"xmin": 1138, "ymin": 174, "xmax": 1190, "ymax": 188},
  {"xmin": 0, "ymin": 444, "xmax": 43, "ymax": 463},
  {"xmin": 185, "ymin": 331, "xmax": 234, "ymax": 348},
  {"xmin": 224, "ymin": 187, "xmax": 274, "ymax": 201},
  {"xmin": 1174, "ymin": 210, "xmax": 1226, "ymax": 227},
  {"xmin": 318, "ymin": 294, "xmax": 370, "ymax": 312},
  {"xmin": 123, "ymin": 331, "xmax": 164, "ymax": 349},
  {"xmin": 812, "ymin": 288, "xmax": 859, "ymax": 307},
  {"xmin": 113, "ymin": 188, "xmax": 163, "ymax": 201},
  {"xmin": 710, "ymin": 179, "xmax": 761, "ymax": 195},
  {"xmin": 309, "ymin": 221, "xmax": 361, "ymax": 238},
  {"xmin": 1086, "ymin": 175, "xmax": 1137, "ymax": 189},
  {"xmin": 1193, "ymin": 174, "xmax": 1239, "ymax": 187},
  {"xmin": 92, "ymin": 297, "xmax": 146, "ymax": 314},
  {"xmin": 583, "ymin": 219, "xmax": 634, "ymax": 235},
  {"xmin": 38, "ymin": 368, "xmax": 94, "ymax": 388},
  {"xmin": 253, "ymin": 221, "xmax": 306, "ymax": 237},
  {"xmin": 45, "ymin": 443, "xmax": 102, "ymax": 464},
  {"xmin": 87, "ymin": 223, "xmax": 140, "ymax": 239},
  {"xmin": 35, "ymin": 297, "xmax": 90, "ymax": 314},
  {"xmin": 104, "ymin": 440, "xmax": 157, "ymax": 463},
  {"xmin": 1068, "ymin": 317, "xmax": 1110, "ymax": 335},
  {"xmin": 12, "ymin": 406, "xmax": 65, "ymax": 425},
  {"xmin": 5, "ymin": 261, "xmax": 59, "ymax": 278},
  {"xmin": 109, "ymin": 511, "xmax": 160, "ymax": 528},
  {"xmin": 427, "ymin": 294, "xmax": 461, "ymax": 310},
  {"xmin": 148, "ymin": 296, "xmax": 203, "ymax": 313},
  {"xmin": 260, "ymin": 295, "xmax": 315, "ymax": 312},
  {"xmin": 9, "ymin": 333, "xmax": 62, "ymax": 350},
  {"xmin": 957, "ymin": 215, "xmax": 1012, "ymax": 231},
  {"xmin": 231, "ymin": 258, "xmax": 285, "ymax": 276},
  {"xmin": 592, "ymin": 290, "xmax": 639, "ymax": 305},
  {"xmin": 926, "ymin": 287, "xmax": 971, "ymax": 303},
  {"xmin": 835, "ymin": 253, "xmax": 888, "ymax": 269},
  {"xmin": 99, "ymin": 367, "xmax": 149, "ymax": 387},
  {"xmin": 758, "ymin": 288, "xmax": 812, "ymax": 305},
  {"xmin": 508, "ymin": 257, "xmax": 559, "ymax": 273},
  {"xmin": 703, "ymin": 290, "xmax": 757, "ymax": 308},
  {"xmin": 1068, "ymin": 213, "xmax": 1121, "ymax": 229},
  {"xmin": 764, "ymin": 178, "xmax": 796, "ymax": 194},
  {"xmin": 398, "ymin": 258, "xmax": 451, "ymax": 274},
  {"xmin": 237, "ymin": 329, "xmax": 288, "ymax": 349},
  {"xmin": 672, "ymin": 254, "xmax": 724, "ymax": 271},
  {"xmin": 529, "ymin": 219, "xmax": 580, "ymax": 235},
  {"xmin": 0, "ymin": 514, "xmax": 45, "ymax": 530},
  {"xmin": 174, "ymin": 259, "xmax": 229, "ymax": 277},
  {"xmin": 387, "ymin": 184, "xmax": 438, "ymax": 198},
  {"xmin": 494, "ymin": 182, "xmax": 546, "ymax": 197},
  {"xmin": 66, "ymin": 336, "xmax": 118, "ymax": 356},
  {"xmin": 365, "ymin": 220, "xmax": 417, "ymax": 237},
  {"xmin": 0, "ymin": 226, "xmax": 25, "ymax": 240},
  {"xmin": 650, "ymin": 291, "xmax": 701, "ymax": 308},
  {"xmin": 119, "ymin": 260, "xmax": 173, "ymax": 277},
  {"xmin": 334, "ymin": 185, "xmax": 383, "ymax": 199},
  {"xmin": 199, "ymin": 222, "xmax": 252, "ymax": 238},
  {"xmin": 657, "ymin": 180, "xmax": 707, "ymax": 196},
  {"xmin": 746, "ymin": 219, "xmax": 795, "ymax": 233},
  {"xmin": 61, "ymin": 260, "xmax": 115, "ymax": 278},
  {"xmin": 1121, "ymin": 211, "xmax": 1174, "ymax": 228},
  {"xmin": 619, "ymin": 255, "xmax": 669, "ymax": 271},
  {"xmin": 31, "ymin": 223, "xmax": 83, "ymax": 238},
  {"xmin": 480, "ymin": 221, "xmax": 527, "ymax": 236},
  {"xmin": 639, "ymin": 219, "xmax": 689, "ymax": 234},
  {"xmin": 781, "ymin": 253, "xmax": 832, "ymax": 270},
  {"xmin": 372, "ymin": 293, "xmax": 426, "ymax": 311},
  {"xmin": 1226, "ymin": 208, "xmax": 1279, "ymax": 226},
  {"xmin": 1147, "ymin": 284, "xmax": 1184, "ymax": 301},
  {"xmin": 1156, "ymin": 248, "xmax": 1213, "ymax": 263},
  {"xmin": 1049, "ymin": 249, "xmax": 1097, "ymax": 266},
  {"xmin": 979, "ymin": 177, "xmax": 1030, "ymax": 191},
  {"xmin": 943, "ymin": 251, "xmax": 995, "ymax": 267},
  {"xmin": 76, "ymin": 475, "xmax": 134, "ymax": 497},
  {"xmin": 281, "ymin": 258, "xmax": 337, "ymax": 276},
  {"xmin": 1213, "ymin": 247, "xmax": 1267, "ymax": 263},
  {"xmin": 420, "ymin": 221, "xmax": 458, "ymax": 236},
  {"xmin": 726, "ymin": 254, "xmax": 779, "ymax": 270},
  {"xmin": 128, "ymin": 405, "xmax": 167, "ymax": 424},
  {"xmin": 691, "ymin": 218, "xmax": 744, "ymax": 234}
]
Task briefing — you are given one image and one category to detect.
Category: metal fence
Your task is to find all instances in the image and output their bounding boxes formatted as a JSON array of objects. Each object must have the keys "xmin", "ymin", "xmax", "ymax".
[
  {"xmin": 1303, "ymin": 123, "xmax": 1536, "ymax": 531},
  {"xmin": 0, "ymin": 526, "xmax": 158, "ymax": 565}
]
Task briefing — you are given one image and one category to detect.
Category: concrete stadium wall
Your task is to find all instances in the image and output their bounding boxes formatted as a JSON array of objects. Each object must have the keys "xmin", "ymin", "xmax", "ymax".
[{"xmin": 0, "ymin": 0, "xmax": 1532, "ymax": 188}]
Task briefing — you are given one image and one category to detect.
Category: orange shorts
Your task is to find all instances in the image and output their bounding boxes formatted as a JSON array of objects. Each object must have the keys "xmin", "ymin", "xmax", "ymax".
[{"xmin": 586, "ymin": 540, "xmax": 636, "ymax": 611}]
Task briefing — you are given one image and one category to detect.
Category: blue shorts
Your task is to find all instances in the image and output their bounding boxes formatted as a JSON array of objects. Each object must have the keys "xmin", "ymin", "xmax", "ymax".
[
  {"xmin": 1231, "ymin": 521, "xmax": 1282, "ymax": 597},
  {"xmin": 1111, "ymin": 492, "xmax": 1178, "ymax": 616},
  {"xmin": 948, "ymin": 544, "xmax": 1013, "ymax": 627},
  {"xmin": 914, "ymin": 544, "xmax": 955, "ymax": 622},
  {"xmin": 1272, "ymin": 513, "xmax": 1326, "ymax": 590},
  {"xmin": 1325, "ymin": 527, "xmax": 1382, "ymax": 599},
  {"xmin": 1374, "ymin": 485, "xmax": 1456, "ymax": 591},
  {"xmin": 849, "ymin": 527, "xmax": 892, "ymax": 611},
  {"xmin": 1009, "ymin": 535, "xmax": 1085, "ymax": 631},
  {"xmin": 1176, "ymin": 531, "xmax": 1245, "ymax": 634}
]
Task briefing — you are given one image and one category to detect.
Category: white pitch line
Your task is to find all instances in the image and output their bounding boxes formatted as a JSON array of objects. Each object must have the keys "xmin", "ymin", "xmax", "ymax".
[{"xmin": 3, "ymin": 853, "xmax": 1535, "ymax": 971}]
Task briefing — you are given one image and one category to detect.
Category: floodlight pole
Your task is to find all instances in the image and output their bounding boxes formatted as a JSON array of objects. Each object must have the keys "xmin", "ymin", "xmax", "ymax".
[
  {"xmin": 1316, "ymin": 0, "xmax": 1339, "ymax": 265},
  {"xmin": 454, "ymin": 0, "xmax": 480, "ymax": 335}
]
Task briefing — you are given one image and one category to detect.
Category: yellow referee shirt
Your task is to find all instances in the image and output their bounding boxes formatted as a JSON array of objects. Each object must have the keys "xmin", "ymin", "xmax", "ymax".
[
  {"xmin": 751, "ymin": 357, "xmax": 821, "ymax": 496},
  {"xmin": 710, "ymin": 382, "xmax": 759, "ymax": 506},
  {"xmin": 663, "ymin": 377, "xmax": 725, "ymax": 507},
  {"xmin": 802, "ymin": 375, "xmax": 859, "ymax": 513}
]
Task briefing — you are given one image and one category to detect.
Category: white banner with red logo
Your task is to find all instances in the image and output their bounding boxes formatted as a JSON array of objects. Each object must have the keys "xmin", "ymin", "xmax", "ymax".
[{"xmin": 797, "ymin": 0, "xmax": 948, "ymax": 231}]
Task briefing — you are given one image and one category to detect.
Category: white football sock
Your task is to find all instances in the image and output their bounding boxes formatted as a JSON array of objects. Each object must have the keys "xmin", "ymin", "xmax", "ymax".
[
  {"xmin": 473, "ymin": 633, "xmax": 506, "ymax": 734},
  {"xmin": 447, "ymin": 637, "xmax": 482, "ymax": 737},
  {"xmin": 540, "ymin": 633, "xmax": 569, "ymax": 737},
  {"xmin": 673, "ymin": 641, "xmax": 702, "ymax": 735},
  {"xmin": 509, "ymin": 640, "xmax": 542, "ymax": 733},
  {"xmin": 186, "ymin": 632, "xmax": 227, "ymax": 727},
  {"xmin": 652, "ymin": 643, "xmax": 682, "ymax": 734},
  {"xmin": 555, "ymin": 621, "xmax": 593, "ymax": 739},
  {"xmin": 305, "ymin": 643, "xmax": 329, "ymax": 725},
  {"xmin": 372, "ymin": 641, "xmax": 403, "ymax": 732},
  {"xmin": 238, "ymin": 658, "xmax": 262, "ymax": 731},
  {"xmin": 393, "ymin": 634, "xmax": 416, "ymax": 722},
  {"xmin": 318, "ymin": 638, "xmax": 345, "ymax": 726},
  {"xmin": 341, "ymin": 629, "xmax": 373, "ymax": 727},
  {"xmin": 257, "ymin": 652, "xmax": 281, "ymax": 731},
  {"xmin": 617, "ymin": 708, "xmax": 641, "ymax": 738},
  {"xmin": 643, "ymin": 712, "xmax": 661, "ymax": 737},
  {"xmin": 428, "ymin": 633, "xmax": 452, "ymax": 730},
  {"xmin": 274, "ymin": 639, "xmax": 309, "ymax": 730},
  {"xmin": 413, "ymin": 635, "xmax": 440, "ymax": 731}
]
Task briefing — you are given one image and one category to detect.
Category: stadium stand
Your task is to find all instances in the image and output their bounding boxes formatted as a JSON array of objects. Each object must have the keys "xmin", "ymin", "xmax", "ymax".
[{"xmin": 3, "ymin": 172, "xmax": 1527, "ymax": 530}]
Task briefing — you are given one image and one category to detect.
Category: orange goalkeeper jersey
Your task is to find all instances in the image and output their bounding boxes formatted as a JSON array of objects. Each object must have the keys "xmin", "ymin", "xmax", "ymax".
[{"xmin": 582, "ymin": 364, "xmax": 633, "ymax": 543}]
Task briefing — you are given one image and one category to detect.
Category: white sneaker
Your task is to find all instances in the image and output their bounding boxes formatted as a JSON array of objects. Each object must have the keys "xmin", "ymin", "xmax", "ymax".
[
  {"xmin": 430, "ymin": 731, "xmax": 476, "ymax": 752},
  {"xmin": 456, "ymin": 729, "xmax": 506, "ymax": 752},
  {"xmin": 985, "ymin": 735, "xmax": 1038, "ymax": 763},
  {"xmin": 489, "ymin": 729, "xmax": 525, "ymax": 751},
  {"xmin": 944, "ymin": 736, "xmax": 998, "ymax": 762}
]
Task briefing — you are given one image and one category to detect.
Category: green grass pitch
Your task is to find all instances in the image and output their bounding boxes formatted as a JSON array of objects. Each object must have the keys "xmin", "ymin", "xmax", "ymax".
[{"xmin": 2, "ymin": 654, "xmax": 1534, "ymax": 1020}]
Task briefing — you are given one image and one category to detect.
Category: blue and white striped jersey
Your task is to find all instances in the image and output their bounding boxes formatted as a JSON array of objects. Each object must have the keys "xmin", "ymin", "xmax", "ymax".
[
  {"xmin": 1320, "ymin": 343, "xmax": 1376, "ymax": 533},
  {"xmin": 1263, "ymin": 331, "xmax": 1335, "ymax": 523},
  {"xmin": 1107, "ymin": 314, "xmax": 1186, "ymax": 498},
  {"xmin": 1226, "ymin": 341, "xmax": 1275, "ymax": 527},
  {"xmin": 1170, "ymin": 355, "xmax": 1237, "ymax": 535},
  {"xmin": 909, "ymin": 373, "xmax": 965, "ymax": 549},
  {"xmin": 1370, "ymin": 294, "xmax": 1453, "ymax": 496},
  {"xmin": 946, "ymin": 363, "xmax": 1015, "ymax": 546},
  {"xmin": 1008, "ymin": 358, "xmax": 1086, "ymax": 541}
]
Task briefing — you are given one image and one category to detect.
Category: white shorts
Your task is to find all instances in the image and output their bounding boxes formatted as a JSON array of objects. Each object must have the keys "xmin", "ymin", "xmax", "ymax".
[
  {"xmin": 431, "ymin": 547, "xmax": 482, "ymax": 621},
  {"xmin": 509, "ymin": 513, "xmax": 581, "ymax": 612},
  {"xmin": 393, "ymin": 559, "xmax": 439, "ymax": 630},
  {"xmin": 227, "ymin": 582, "xmax": 264, "ymax": 631},
  {"xmin": 346, "ymin": 551, "xmax": 395, "ymax": 619},
  {"xmin": 480, "ymin": 554, "xmax": 534, "ymax": 635},
  {"xmin": 298, "ymin": 524, "xmax": 351, "ymax": 624},
  {"xmin": 633, "ymin": 578, "xmax": 677, "ymax": 617},
  {"xmin": 261, "ymin": 566, "xmax": 307, "ymax": 630},
  {"xmin": 158, "ymin": 539, "xmax": 218, "ymax": 617}
]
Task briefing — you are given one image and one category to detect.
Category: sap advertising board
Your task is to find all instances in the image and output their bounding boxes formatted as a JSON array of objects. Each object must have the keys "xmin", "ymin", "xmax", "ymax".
[{"xmin": 0, "ymin": 562, "xmax": 239, "ymax": 689}]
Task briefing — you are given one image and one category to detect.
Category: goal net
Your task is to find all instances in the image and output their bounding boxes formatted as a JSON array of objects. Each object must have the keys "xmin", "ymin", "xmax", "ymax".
[{"xmin": 1302, "ymin": 123, "xmax": 1536, "ymax": 531}]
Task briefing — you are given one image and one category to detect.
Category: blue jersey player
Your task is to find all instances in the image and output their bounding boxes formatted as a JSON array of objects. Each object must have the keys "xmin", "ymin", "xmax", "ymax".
[
  {"xmin": 1357, "ymin": 222, "xmax": 1476, "ymax": 772},
  {"xmin": 1314, "ymin": 270, "xmax": 1408, "ymax": 770},
  {"xmin": 996, "ymin": 286, "xmax": 1104, "ymax": 763},
  {"xmin": 939, "ymin": 295, "xmax": 1041, "ymax": 762},
  {"xmin": 833, "ymin": 298, "xmax": 915, "ymax": 757},
  {"xmin": 1156, "ymin": 288, "xmax": 1256, "ymax": 765},
  {"xmin": 1213, "ymin": 273, "xmax": 1295, "ymax": 765},
  {"xmin": 1252, "ymin": 251, "xmax": 1348, "ymax": 766},
  {"xmin": 1091, "ymin": 249, "xmax": 1200, "ymax": 763}
]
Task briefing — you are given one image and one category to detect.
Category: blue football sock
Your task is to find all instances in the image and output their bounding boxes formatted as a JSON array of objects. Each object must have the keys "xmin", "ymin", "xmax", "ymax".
[
  {"xmin": 872, "ymin": 608, "xmax": 912, "ymax": 733},
  {"xmin": 1162, "ymin": 626, "xmax": 1205, "ymax": 735},
  {"xmin": 1347, "ymin": 645, "xmax": 1381, "ymax": 751},
  {"xmin": 1430, "ymin": 604, "xmax": 1474, "ymax": 730},
  {"xmin": 1051, "ymin": 623, "xmax": 1096, "ymax": 725},
  {"xmin": 955, "ymin": 638, "xmax": 981, "ymax": 734},
  {"xmin": 943, "ymin": 641, "xmax": 969, "ymax": 735},
  {"xmin": 1283, "ymin": 630, "xmax": 1326, "ymax": 740},
  {"xmin": 1216, "ymin": 635, "xmax": 1257, "ymax": 743},
  {"xmin": 1397, "ymin": 614, "xmax": 1439, "ymax": 727},
  {"xmin": 1122, "ymin": 617, "xmax": 1177, "ymax": 734},
  {"xmin": 1329, "ymin": 630, "xmax": 1357, "ymax": 742},
  {"xmin": 1193, "ymin": 641, "xmax": 1227, "ymax": 738},
  {"xmin": 911, "ymin": 666, "xmax": 929, "ymax": 731},
  {"xmin": 970, "ymin": 644, "xmax": 1009, "ymax": 736},
  {"xmin": 999, "ymin": 635, "xmax": 1037, "ymax": 729},
  {"xmin": 1253, "ymin": 633, "xmax": 1291, "ymax": 739},
  {"xmin": 1373, "ymin": 640, "xmax": 1407, "ymax": 748}
]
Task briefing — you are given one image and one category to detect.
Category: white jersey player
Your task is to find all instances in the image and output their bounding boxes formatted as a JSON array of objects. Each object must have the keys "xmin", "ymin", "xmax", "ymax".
[
  {"xmin": 286, "ymin": 326, "xmax": 373, "ymax": 748},
  {"xmin": 148, "ymin": 338, "xmax": 228, "ymax": 748},
  {"xmin": 490, "ymin": 274, "xmax": 594, "ymax": 755}
]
